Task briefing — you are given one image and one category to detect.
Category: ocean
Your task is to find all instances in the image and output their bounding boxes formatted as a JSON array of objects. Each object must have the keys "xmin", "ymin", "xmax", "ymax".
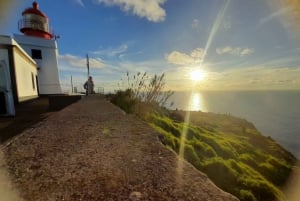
[{"xmin": 167, "ymin": 91, "xmax": 300, "ymax": 159}]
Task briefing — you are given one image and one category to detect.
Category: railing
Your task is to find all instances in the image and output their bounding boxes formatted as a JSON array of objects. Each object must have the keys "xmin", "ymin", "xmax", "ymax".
[
  {"xmin": 60, "ymin": 84, "xmax": 104, "ymax": 95},
  {"xmin": 18, "ymin": 19, "xmax": 53, "ymax": 35}
]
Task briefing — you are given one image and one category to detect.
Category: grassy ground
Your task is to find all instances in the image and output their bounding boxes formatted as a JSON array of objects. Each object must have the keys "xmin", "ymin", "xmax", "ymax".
[{"xmin": 146, "ymin": 110, "xmax": 297, "ymax": 201}]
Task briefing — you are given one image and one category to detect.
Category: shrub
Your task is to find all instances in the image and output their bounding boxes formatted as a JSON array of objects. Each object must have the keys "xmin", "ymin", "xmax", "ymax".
[{"xmin": 110, "ymin": 89, "xmax": 137, "ymax": 113}]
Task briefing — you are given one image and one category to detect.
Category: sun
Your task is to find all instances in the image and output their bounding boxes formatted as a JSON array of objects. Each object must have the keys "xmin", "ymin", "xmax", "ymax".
[{"xmin": 190, "ymin": 69, "xmax": 207, "ymax": 82}]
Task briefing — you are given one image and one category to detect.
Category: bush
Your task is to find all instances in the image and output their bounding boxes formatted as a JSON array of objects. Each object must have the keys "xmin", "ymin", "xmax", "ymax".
[{"xmin": 110, "ymin": 89, "xmax": 137, "ymax": 113}]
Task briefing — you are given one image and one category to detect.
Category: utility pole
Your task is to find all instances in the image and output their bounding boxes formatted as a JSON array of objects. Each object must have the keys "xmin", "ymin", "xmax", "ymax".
[
  {"xmin": 86, "ymin": 54, "xmax": 90, "ymax": 78},
  {"xmin": 71, "ymin": 75, "xmax": 73, "ymax": 93},
  {"xmin": 86, "ymin": 54, "xmax": 90, "ymax": 96}
]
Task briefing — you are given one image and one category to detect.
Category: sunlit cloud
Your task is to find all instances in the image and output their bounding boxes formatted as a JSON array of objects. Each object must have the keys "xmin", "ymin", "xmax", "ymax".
[
  {"xmin": 59, "ymin": 54, "xmax": 105, "ymax": 68},
  {"xmin": 240, "ymin": 48, "xmax": 254, "ymax": 56},
  {"xmin": 164, "ymin": 62, "xmax": 300, "ymax": 91},
  {"xmin": 92, "ymin": 44, "xmax": 128, "ymax": 57},
  {"xmin": 205, "ymin": 66, "xmax": 300, "ymax": 90},
  {"xmin": 166, "ymin": 48, "xmax": 205, "ymax": 66},
  {"xmin": 59, "ymin": 56, "xmax": 169, "ymax": 93},
  {"xmin": 95, "ymin": 0, "xmax": 167, "ymax": 22},
  {"xmin": 216, "ymin": 46, "xmax": 254, "ymax": 57}
]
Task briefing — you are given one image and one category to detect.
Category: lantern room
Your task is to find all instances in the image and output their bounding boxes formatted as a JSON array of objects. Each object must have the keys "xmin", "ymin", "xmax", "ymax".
[{"xmin": 18, "ymin": 2, "xmax": 53, "ymax": 40}]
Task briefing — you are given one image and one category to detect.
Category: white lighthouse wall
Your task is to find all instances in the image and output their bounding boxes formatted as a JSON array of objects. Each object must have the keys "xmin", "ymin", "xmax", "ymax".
[
  {"xmin": 13, "ymin": 34, "xmax": 62, "ymax": 95},
  {"xmin": 13, "ymin": 46, "xmax": 38, "ymax": 102}
]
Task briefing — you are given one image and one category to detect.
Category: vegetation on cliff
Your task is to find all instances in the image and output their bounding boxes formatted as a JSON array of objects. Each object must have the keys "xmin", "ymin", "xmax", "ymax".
[
  {"xmin": 146, "ymin": 111, "xmax": 296, "ymax": 201},
  {"xmin": 108, "ymin": 72, "xmax": 297, "ymax": 201}
]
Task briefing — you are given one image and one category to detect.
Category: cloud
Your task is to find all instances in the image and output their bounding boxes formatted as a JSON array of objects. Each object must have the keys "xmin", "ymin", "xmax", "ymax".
[
  {"xmin": 207, "ymin": 66, "xmax": 300, "ymax": 90},
  {"xmin": 192, "ymin": 19, "xmax": 200, "ymax": 29},
  {"xmin": 240, "ymin": 48, "xmax": 254, "ymax": 56},
  {"xmin": 216, "ymin": 46, "xmax": 233, "ymax": 54},
  {"xmin": 75, "ymin": 0, "xmax": 85, "ymax": 7},
  {"xmin": 92, "ymin": 44, "xmax": 128, "ymax": 57},
  {"xmin": 95, "ymin": 0, "xmax": 167, "ymax": 22},
  {"xmin": 216, "ymin": 46, "xmax": 254, "ymax": 56},
  {"xmin": 166, "ymin": 48, "xmax": 205, "ymax": 66},
  {"xmin": 59, "ymin": 54, "xmax": 105, "ymax": 68}
]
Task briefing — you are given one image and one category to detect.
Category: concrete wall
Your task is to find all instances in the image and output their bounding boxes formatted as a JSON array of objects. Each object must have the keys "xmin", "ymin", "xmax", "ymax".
[{"xmin": 13, "ymin": 34, "xmax": 62, "ymax": 95}]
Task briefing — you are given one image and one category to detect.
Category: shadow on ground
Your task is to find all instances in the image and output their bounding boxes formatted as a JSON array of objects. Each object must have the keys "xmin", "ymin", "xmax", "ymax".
[
  {"xmin": 0, "ymin": 94, "xmax": 84, "ymax": 143},
  {"xmin": 0, "ymin": 97, "xmax": 52, "ymax": 143}
]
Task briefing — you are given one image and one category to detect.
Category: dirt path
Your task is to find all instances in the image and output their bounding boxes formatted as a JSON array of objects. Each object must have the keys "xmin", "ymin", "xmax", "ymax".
[{"xmin": 1, "ymin": 95, "xmax": 239, "ymax": 201}]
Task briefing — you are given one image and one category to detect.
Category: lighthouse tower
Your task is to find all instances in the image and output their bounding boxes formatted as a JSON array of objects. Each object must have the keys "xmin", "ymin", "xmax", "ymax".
[{"xmin": 14, "ymin": 1, "xmax": 62, "ymax": 95}]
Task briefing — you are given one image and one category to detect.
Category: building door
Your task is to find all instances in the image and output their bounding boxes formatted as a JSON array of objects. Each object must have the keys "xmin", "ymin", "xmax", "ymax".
[{"xmin": 0, "ymin": 60, "xmax": 15, "ymax": 116}]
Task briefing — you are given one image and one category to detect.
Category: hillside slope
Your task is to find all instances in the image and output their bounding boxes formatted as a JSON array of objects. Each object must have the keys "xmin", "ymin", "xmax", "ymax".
[{"xmin": 147, "ymin": 110, "xmax": 297, "ymax": 201}]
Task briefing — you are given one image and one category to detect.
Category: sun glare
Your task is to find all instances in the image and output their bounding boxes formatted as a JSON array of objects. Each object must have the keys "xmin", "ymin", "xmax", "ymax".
[{"xmin": 190, "ymin": 69, "xmax": 207, "ymax": 82}]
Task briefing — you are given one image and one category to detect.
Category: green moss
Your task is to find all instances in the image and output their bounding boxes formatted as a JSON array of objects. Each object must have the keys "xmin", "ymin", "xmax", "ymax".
[
  {"xmin": 202, "ymin": 158, "xmax": 239, "ymax": 192},
  {"xmin": 238, "ymin": 153, "xmax": 257, "ymax": 168},
  {"xmin": 190, "ymin": 140, "xmax": 217, "ymax": 159},
  {"xmin": 146, "ymin": 112, "xmax": 296, "ymax": 201},
  {"xmin": 239, "ymin": 190, "xmax": 257, "ymax": 201},
  {"xmin": 183, "ymin": 144, "xmax": 200, "ymax": 167},
  {"xmin": 240, "ymin": 178, "xmax": 282, "ymax": 201}
]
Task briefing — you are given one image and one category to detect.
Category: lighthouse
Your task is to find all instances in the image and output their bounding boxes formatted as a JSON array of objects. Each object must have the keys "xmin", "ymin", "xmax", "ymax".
[{"xmin": 14, "ymin": 1, "xmax": 62, "ymax": 95}]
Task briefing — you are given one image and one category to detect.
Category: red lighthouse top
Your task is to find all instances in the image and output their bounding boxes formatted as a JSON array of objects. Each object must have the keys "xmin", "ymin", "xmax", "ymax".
[
  {"xmin": 19, "ymin": 2, "xmax": 53, "ymax": 40},
  {"xmin": 22, "ymin": 2, "xmax": 47, "ymax": 18}
]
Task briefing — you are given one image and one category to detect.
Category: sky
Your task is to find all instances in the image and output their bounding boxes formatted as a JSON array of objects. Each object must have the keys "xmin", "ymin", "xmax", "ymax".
[{"xmin": 1, "ymin": 0, "xmax": 300, "ymax": 92}]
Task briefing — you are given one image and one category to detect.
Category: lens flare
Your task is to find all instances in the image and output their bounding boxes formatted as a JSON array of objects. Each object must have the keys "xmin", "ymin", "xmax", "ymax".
[
  {"xmin": 176, "ymin": 0, "xmax": 231, "ymax": 185},
  {"xmin": 190, "ymin": 69, "xmax": 207, "ymax": 82},
  {"xmin": 266, "ymin": 0, "xmax": 300, "ymax": 41}
]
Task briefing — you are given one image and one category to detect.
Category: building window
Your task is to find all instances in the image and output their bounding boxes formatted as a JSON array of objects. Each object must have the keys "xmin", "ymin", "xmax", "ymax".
[
  {"xmin": 31, "ymin": 49, "xmax": 42, "ymax": 59},
  {"xmin": 31, "ymin": 73, "xmax": 35, "ymax": 90}
]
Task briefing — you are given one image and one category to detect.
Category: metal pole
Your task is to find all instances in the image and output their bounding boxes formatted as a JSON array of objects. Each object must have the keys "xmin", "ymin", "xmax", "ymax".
[
  {"xmin": 86, "ymin": 54, "xmax": 90, "ymax": 96},
  {"xmin": 71, "ymin": 75, "xmax": 73, "ymax": 93},
  {"xmin": 87, "ymin": 54, "xmax": 90, "ymax": 77}
]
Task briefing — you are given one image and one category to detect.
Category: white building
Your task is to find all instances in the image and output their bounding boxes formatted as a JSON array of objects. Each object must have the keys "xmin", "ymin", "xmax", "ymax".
[
  {"xmin": 0, "ymin": 35, "xmax": 38, "ymax": 116},
  {"xmin": 0, "ymin": 2, "xmax": 63, "ymax": 116}
]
